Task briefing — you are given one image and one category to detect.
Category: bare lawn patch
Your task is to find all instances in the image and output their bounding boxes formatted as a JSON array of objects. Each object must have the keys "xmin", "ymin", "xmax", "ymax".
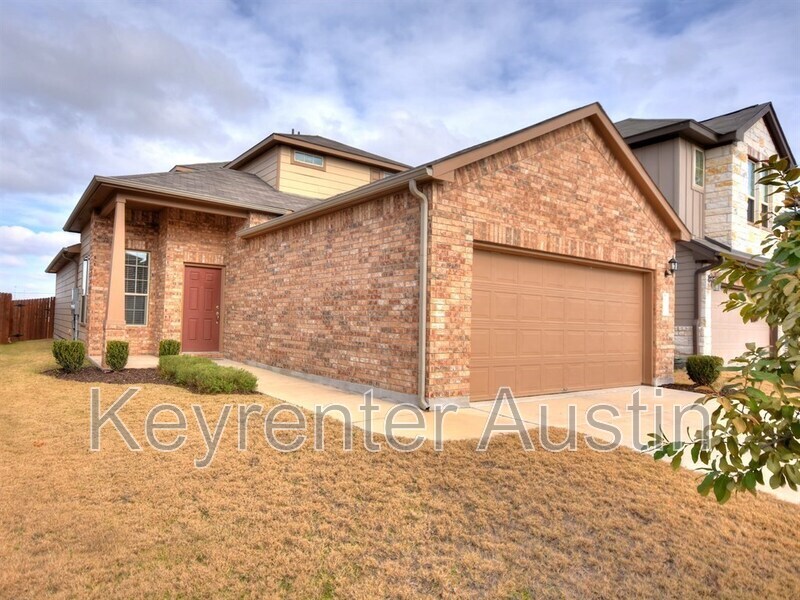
[{"xmin": 1, "ymin": 341, "xmax": 798, "ymax": 599}]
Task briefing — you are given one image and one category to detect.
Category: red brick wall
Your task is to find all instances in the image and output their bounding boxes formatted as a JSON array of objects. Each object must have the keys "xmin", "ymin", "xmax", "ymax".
[
  {"xmin": 426, "ymin": 119, "xmax": 676, "ymax": 401},
  {"xmin": 83, "ymin": 201, "xmax": 237, "ymax": 357},
  {"xmin": 224, "ymin": 192, "xmax": 420, "ymax": 394}
]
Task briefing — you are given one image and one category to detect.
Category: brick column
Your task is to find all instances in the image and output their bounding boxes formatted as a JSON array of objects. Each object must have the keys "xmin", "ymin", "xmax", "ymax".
[{"xmin": 103, "ymin": 198, "xmax": 127, "ymax": 359}]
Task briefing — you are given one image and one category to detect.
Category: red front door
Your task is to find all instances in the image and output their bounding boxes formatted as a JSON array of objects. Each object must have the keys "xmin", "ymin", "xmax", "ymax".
[{"xmin": 182, "ymin": 266, "xmax": 222, "ymax": 352}]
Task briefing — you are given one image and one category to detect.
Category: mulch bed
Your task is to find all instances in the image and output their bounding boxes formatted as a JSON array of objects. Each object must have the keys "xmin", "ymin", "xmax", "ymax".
[
  {"xmin": 662, "ymin": 383, "xmax": 703, "ymax": 392},
  {"xmin": 44, "ymin": 367, "xmax": 170, "ymax": 385}
]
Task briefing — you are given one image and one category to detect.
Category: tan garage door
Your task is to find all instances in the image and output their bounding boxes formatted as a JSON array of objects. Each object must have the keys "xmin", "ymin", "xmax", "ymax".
[
  {"xmin": 471, "ymin": 250, "xmax": 645, "ymax": 401},
  {"xmin": 710, "ymin": 288, "xmax": 771, "ymax": 364}
]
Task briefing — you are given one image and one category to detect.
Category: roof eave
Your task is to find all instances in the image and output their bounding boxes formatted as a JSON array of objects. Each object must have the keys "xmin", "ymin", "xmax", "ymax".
[
  {"xmin": 63, "ymin": 176, "xmax": 284, "ymax": 233},
  {"xmin": 45, "ymin": 244, "xmax": 81, "ymax": 274},
  {"xmin": 624, "ymin": 120, "xmax": 719, "ymax": 148}
]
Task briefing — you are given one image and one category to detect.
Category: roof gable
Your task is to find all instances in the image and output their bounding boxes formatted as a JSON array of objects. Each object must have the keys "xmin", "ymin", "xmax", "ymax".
[
  {"xmin": 616, "ymin": 102, "xmax": 795, "ymax": 165},
  {"xmin": 241, "ymin": 103, "xmax": 691, "ymax": 242},
  {"xmin": 225, "ymin": 133, "xmax": 410, "ymax": 172}
]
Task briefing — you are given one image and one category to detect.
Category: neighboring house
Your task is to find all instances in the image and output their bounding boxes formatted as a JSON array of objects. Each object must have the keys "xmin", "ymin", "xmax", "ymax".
[
  {"xmin": 47, "ymin": 103, "xmax": 689, "ymax": 407},
  {"xmin": 616, "ymin": 103, "xmax": 795, "ymax": 363}
]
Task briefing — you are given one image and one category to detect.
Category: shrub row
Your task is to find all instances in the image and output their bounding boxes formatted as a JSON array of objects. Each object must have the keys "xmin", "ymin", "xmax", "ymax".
[{"xmin": 159, "ymin": 355, "xmax": 257, "ymax": 394}]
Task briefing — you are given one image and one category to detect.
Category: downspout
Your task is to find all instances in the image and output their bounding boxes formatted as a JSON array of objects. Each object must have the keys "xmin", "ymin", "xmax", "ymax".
[
  {"xmin": 408, "ymin": 179, "xmax": 430, "ymax": 410},
  {"xmin": 63, "ymin": 250, "xmax": 81, "ymax": 341},
  {"xmin": 693, "ymin": 257, "xmax": 722, "ymax": 355}
]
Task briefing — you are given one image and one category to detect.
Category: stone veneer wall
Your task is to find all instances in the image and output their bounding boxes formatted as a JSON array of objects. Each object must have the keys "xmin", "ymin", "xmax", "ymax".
[
  {"xmin": 426, "ymin": 119, "xmax": 678, "ymax": 402},
  {"xmin": 705, "ymin": 118, "xmax": 777, "ymax": 256}
]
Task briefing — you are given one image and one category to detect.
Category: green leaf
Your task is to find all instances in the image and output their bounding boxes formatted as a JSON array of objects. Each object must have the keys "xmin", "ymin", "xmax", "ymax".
[
  {"xmin": 743, "ymin": 470, "xmax": 757, "ymax": 491},
  {"xmin": 697, "ymin": 473, "xmax": 716, "ymax": 496},
  {"xmin": 713, "ymin": 474, "xmax": 730, "ymax": 502},
  {"xmin": 671, "ymin": 452, "xmax": 683, "ymax": 470}
]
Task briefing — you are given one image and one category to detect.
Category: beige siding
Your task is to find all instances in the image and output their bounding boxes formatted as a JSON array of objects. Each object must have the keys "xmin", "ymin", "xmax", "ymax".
[
  {"xmin": 676, "ymin": 138, "xmax": 705, "ymax": 237},
  {"xmin": 675, "ymin": 245, "xmax": 696, "ymax": 327},
  {"xmin": 53, "ymin": 261, "xmax": 78, "ymax": 339},
  {"xmin": 277, "ymin": 146, "xmax": 373, "ymax": 198},
  {"xmin": 240, "ymin": 147, "xmax": 278, "ymax": 187}
]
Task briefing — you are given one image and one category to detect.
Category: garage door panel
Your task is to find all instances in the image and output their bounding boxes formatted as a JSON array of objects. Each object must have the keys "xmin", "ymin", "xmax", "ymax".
[
  {"xmin": 565, "ymin": 297, "xmax": 586, "ymax": 322},
  {"xmin": 494, "ymin": 292, "xmax": 518, "ymax": 319},
  {"xmin": 472, "ymin": 328, "xmax": 491, "ymax": 358},
  {"xmin": 565, "ymin": 331, "xmax": 585, "ymax": 353},
  {"xmin": 519, "ymin": 294, "xmax": 543, "ymax": 320},
  {"xmin": 472, "ymin": 290, "xmax": 492, "ymax": 319},
  {"xmin": 519, "ymin": 329, "xmax": 542, "ymax": 356},
  {"xmin": 492, "ymin": 329, "xmax": 518, "ymax": 357},
  {"xmin": 471, "ymin": 249, "xmax": 645, "ymax": 400},
  {"xmin": 543, "ymin": 296, "xmax": 564, "ymax": 320},
  {"xmin": 491, "ymin": 366, "xmax": 517, "ymax": 395}
]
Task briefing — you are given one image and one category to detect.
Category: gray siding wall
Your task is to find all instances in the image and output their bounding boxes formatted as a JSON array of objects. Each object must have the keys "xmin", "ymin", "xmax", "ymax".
[
  {"xmin": 632, "ymin": 138, "xmax": 705, "ymax": 238},
  {"xmin": 675, "ymin": 245, "xmax": 696, "ymax": 327},
  {"xmin": 676, "ymin": 138, "xmax": 705, "ymax": 237},
  {"xmin": 53, "ymin": 261, "xmax": 77, "ymax": 340},
  {"xmin": 632, "ymin": 139, "xmax": 678, "ymax": 206}
]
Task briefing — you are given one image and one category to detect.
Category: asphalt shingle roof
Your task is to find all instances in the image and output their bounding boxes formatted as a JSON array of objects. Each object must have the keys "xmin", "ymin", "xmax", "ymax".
[
  {"xmin": 108, "ymin": 168, "xmax": 322, "ymax": 213},
  {"xmin": 278, "ymin": 133, "xmax": 410, "ymax": 168},
  {"xmin": 614, "ymin": 118, "xmax": 687, "ymax": 138},
  {"xmin": 700, "ymin": 103, "xmax": 771, "ymax": 135}
]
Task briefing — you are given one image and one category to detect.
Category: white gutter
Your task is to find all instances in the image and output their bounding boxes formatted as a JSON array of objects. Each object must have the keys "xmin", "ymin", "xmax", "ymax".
[{"xmin": 408, "ymin": 179, "xmax": 430, "ymax": 410}]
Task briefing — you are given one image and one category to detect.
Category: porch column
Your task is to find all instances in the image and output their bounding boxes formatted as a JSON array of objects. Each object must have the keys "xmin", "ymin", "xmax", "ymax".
[{"xmin": 105, "ymin": 198, "xmax": 127, "ymax": 329}]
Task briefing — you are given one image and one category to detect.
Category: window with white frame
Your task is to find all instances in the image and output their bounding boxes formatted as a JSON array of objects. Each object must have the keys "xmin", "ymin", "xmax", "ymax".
[
  {"xmin": 746, "ymin": 159, "xmax": 757, "ymax": 224},
  {"xmin": 293, "ymin": 150, "xmax": 325, "ymax": 168},
  {"xmin": 124, "ymin": 250, "xmax": 150, "ymax": 325},
  {"xmin": 693, "ymin": 148, "xmax": 705, "ymax": 188},
  {"xmin": 80, "ymin": 256, "xmax": 89, "ymax": 324}
]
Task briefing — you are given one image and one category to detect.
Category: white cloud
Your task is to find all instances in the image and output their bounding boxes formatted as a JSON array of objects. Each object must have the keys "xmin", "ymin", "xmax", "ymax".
[{"xmin": 1, "ymin": 0, "xmax": 798, "ymax": 295}]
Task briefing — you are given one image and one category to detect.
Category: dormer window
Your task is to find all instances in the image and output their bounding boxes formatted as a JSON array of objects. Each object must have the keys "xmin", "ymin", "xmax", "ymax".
[
  {"xmin": 292, "ymin": 150, "xmax": 325, "ymax": 169},
  {"xmin": 693, "ymin": 148, "xmax": 705, "ymax": 188}
]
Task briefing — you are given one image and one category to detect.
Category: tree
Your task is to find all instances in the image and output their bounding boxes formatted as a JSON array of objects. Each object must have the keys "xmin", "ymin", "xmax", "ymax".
[{"xmin": 649, "ymin": 155, "xmax": 800, "ymax": 503}]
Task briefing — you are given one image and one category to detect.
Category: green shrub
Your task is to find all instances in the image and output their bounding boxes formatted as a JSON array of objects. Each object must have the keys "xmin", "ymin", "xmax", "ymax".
[
  {"xmin": 52, "ymin": 340, "xmax": 86, "ymax": 373},
  {"xmin": 105, "ymin": 340, "xmax": 129, "ymax": 371},
  {"xmin": 158, "ymin": 355, "xmax": 257, "ymax": 394},
  {"xmin": 685, "ymin": 354, "xmax": 723, "ymax": 386},
  {"xmin": 159, "ymin": 339, "xmax": 181, "ymax": 356}
]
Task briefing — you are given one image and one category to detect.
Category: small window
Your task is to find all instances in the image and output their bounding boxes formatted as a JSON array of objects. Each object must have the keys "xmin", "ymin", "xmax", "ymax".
[
  {"xmin": 746, "ymin": 159, "xmax": 758, "ymax": 223},
  {"xmin": 124, "ymin": 250, "xmax": 150, "ymax": 325},
  {"xmin": 693, "ymin": 148, "xmax": 705, "ymax": 187},
  {"xmin": 293, "ymin": 150, "xmax": 324, "ymax": 168},
  {"xmin": 80, "ymin": 256, "xmax": 89, "ymax": 324},
  {"xmin": 760, "ymin": 179, "xmax": 771, "ymax": 228}
]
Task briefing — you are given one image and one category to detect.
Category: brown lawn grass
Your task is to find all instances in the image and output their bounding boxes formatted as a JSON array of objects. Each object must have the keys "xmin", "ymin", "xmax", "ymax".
[
  {"xmin": 674, "ymin": 368, "xmax": 778, "ymax": 394},
  {"xmin": 1, "ymin": 341, "xmax": 799, "ymax": 599}
]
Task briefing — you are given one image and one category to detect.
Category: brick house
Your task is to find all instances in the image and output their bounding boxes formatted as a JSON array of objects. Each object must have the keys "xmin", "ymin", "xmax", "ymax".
[
  {"xmin": 48, "ymin": 103, "xmax": 690, "ymax": 407},
  {"xmin": 616, "ymin": 103, "xmax": 795, "ymax": 362}
]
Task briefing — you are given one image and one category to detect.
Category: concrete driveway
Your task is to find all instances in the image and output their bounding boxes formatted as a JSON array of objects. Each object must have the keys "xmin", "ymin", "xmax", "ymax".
[
  {"xmin": 217, "ymin": 359, "xmax": 797, "ymax": 504},
  {"xmin": 216, "ymin": 359, "xmax": 704, "ymax": 448}
]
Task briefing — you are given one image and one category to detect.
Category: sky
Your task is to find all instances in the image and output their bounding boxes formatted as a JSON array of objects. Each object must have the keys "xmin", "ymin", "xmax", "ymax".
[{"xmin": 1, "ymin": 0, "xmax": 798, "ymax": 296}]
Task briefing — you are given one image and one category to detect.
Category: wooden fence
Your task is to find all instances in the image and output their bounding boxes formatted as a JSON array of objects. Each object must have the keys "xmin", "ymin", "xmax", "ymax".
[{"xmin": 0, "ymin": 294, "xmax": 56, "ymax": 344}]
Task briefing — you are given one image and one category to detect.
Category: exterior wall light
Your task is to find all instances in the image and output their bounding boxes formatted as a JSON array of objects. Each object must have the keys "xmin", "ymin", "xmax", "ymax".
[{"xmin": 665, "ymin": 256, "xmax": 678, "ymax": 277}]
